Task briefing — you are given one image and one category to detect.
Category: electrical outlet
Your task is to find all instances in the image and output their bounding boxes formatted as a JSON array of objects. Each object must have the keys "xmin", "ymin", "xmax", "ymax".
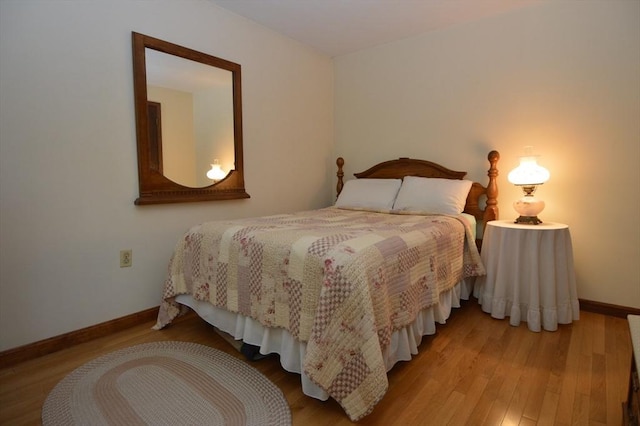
[{"xmin": 120, "ymin": 249, "xmax": 132, "ymax": 268}]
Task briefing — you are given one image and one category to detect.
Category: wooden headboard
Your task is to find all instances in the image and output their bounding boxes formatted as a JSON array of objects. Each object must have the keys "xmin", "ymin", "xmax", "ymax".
[{"xmin": 336, "ymin": 151, "xmax": 500, "ymax": 240}]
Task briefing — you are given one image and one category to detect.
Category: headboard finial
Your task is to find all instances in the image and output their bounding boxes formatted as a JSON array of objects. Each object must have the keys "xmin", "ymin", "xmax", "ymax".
[
  {"xmin": 484, "ymin": 150, "xmax": 500, "ymax": 223},
  {"xmin": 488, "ymin": 150, "xmax": 500, "ymax": 165},
  {"xmin": 336, "ymin": 157, "xmax": 345, "ymax": 198}
]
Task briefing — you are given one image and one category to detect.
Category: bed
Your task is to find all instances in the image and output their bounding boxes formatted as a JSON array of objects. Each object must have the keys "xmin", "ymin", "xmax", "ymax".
[{"xmin": 154, "ymin": 151, "xmax": 500, "ymax": 421}]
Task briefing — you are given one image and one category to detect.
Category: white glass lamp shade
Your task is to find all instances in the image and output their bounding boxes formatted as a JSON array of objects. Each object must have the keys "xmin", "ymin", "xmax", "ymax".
[
  {"xmin": 507, "ymin": 155, "xmax": 550, "ymax": 186},
  {"xmin": 508, "ymin": 154, "xmax": 550, "ymax": 225},
  {"xmin": 206, "ymin": 160, "xmax": 227, "ymax": 181}
]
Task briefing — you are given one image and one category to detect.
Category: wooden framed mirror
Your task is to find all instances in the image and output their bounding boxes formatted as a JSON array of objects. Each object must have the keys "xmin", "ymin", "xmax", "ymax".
[{"xmin": 132, "ymin": 32, "xmax": 249, "ymax": 204}]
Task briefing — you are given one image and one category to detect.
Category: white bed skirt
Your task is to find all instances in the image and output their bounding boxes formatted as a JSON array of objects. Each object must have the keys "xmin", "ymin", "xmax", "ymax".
[{"xmin": 176, "ymin": 278, "xmax": 473, "ymax": 401}]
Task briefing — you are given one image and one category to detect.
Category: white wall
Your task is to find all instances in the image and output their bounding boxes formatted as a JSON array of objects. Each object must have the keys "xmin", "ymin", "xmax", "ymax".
[
  {"xmin": 334, "ymin": 1, "xmax": 640, "ymax": 308},
  {"xmin": 0, "ymin": 0, "xmax": 334, "ymax": 351}
]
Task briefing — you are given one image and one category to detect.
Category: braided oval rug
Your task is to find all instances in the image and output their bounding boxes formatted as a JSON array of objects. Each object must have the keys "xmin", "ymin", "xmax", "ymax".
[{"xmin": 42, "ymin": 341, "xmax": 291, "ymax": 426}]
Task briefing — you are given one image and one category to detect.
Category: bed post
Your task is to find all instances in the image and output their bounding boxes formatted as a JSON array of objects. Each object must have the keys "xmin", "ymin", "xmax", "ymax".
[
  {"xmin": 483, "ymin": 150, "xmax": 500, "ymax": 224},
  {"xmin": 336, "ymin": 157, "xmax": 345, "ymax": 198}
]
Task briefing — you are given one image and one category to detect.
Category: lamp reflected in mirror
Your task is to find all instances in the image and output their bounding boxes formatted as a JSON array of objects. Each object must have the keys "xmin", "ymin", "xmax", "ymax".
[
  {"xmin": 206, "ymin": 159, "xmax": 227, "ymax": 182},
  {"xmin": 508, "ymin": 146, "xmax": 550, "ymax": 225}
]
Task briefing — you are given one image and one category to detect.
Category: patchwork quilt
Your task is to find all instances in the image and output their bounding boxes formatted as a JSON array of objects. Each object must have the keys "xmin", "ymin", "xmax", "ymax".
[{"xmin": 155, "ymin": 207, "xmax": 485, "ymax": 420}]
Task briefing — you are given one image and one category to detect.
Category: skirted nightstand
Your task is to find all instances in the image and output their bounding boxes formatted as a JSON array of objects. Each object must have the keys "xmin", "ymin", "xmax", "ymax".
[{"xmin": 474, "ymin": 220, "xmax": 580, "ymax": 332}]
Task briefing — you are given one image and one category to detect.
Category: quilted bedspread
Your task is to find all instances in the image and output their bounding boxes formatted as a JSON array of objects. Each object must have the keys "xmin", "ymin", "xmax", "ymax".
[{"xmin": 155, "ymin": 207, "xmax": 485, "ymax": 420}]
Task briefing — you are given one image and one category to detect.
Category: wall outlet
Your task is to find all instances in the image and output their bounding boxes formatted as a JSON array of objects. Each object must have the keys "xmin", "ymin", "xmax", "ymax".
[{"xmin": 120, "ymin": 249, "xmax": 132, "ymax": 268}]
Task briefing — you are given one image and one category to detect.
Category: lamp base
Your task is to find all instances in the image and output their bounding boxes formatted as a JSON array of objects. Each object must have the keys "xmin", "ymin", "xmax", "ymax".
[
  {"xmin": 514, "ymin": 215, "xmax": 543, "ymax": 225},
  {"xmin": 512, "ymin": 193, "xmax": 545, "ymax": 225}
]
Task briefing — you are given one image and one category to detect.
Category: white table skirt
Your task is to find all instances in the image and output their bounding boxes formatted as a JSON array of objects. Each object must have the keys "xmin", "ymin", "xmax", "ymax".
[{"xmin": 474, "ymin": 220, "xmax": 580, "ymax": 332}]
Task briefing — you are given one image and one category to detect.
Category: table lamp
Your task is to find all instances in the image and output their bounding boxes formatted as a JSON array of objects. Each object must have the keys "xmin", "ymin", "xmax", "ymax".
[
  {"xmin": 206, "ymin": 159, "xmax": 227, "ymax": 181},
  {"xmin": 507, "ymin": 147, "xmax": 550, "ymax": 225}
]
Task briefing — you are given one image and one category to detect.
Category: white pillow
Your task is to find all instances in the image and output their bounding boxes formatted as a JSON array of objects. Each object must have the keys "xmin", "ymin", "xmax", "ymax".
[
  {"xmin": 393, "ymin": 176, "xmax": 473, "ymax": 215},
  {"xmin": 335, "ymin": 179, "xmax": 402, "ymax": 210}
]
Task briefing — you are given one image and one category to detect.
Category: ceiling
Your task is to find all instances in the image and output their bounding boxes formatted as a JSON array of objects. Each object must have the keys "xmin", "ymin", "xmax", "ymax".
[{"xmin": 210, "ymin": 0, "xmax": 544, "ymax": 57}]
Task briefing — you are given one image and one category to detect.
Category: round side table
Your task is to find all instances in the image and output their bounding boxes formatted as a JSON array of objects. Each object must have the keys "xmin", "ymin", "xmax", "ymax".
[{"xmin": 474, "ymin": 220, "xmax": 580, "ymax": 332}]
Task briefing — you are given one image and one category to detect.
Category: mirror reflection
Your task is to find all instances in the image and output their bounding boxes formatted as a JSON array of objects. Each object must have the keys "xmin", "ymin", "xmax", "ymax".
[
  {"xmin": 132, "ymin": 32, "xmax": 249, "ymax": 204},
  {"xmin": 145, "ymin": 49, "xmax": 234, "ymax": 188}
]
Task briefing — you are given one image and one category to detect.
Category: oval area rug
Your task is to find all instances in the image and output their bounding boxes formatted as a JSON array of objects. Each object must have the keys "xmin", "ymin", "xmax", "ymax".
[{"xmin": 42, "ymin": 341, "xmax": 291, "ymax": 426}]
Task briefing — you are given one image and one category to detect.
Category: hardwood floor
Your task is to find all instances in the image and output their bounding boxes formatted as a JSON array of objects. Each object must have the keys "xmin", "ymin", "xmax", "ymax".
[{"xmin": 0, "ymin": 301, "xmax": 632, "ymax": 425}]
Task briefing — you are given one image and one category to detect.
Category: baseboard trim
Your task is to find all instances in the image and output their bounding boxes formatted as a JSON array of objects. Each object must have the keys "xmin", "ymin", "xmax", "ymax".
[
  {"xmin": 2, "ymin": 299, "xmax": 638, "ymax": 370},
  {"xmin": 579, "ymin": 298, "xmax": 640, "ymax": 318},
  {"xmin": 0, "ymin": 306, "xmax": 160, "ymax": 369}
]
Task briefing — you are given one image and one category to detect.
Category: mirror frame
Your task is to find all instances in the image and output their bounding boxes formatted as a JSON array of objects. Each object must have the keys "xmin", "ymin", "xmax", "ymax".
[{"xmin": 132, "ymin": 32, "xmax": 249, "ymax": 205}]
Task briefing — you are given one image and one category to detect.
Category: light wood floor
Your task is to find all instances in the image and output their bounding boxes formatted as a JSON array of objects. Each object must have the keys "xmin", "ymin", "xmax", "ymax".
[{"xmin": 0, "ymin": 301, "xmax": 632, "ymax": 425}]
